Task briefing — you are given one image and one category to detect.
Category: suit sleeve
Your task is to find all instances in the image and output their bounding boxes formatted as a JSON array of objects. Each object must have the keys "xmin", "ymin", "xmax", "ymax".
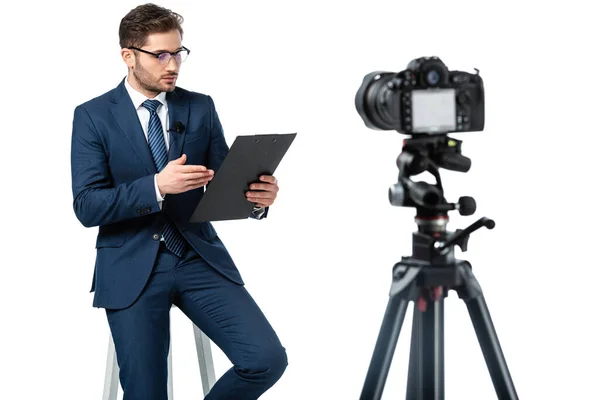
[
  {"xmin": 205, "ymin": 95, "xmax": 229, "ymax": 173},
  {"xmin": 70, "ymin": 105, "xmax": 160, "ymax": 227},
  {"xmin": 205, "ymin": 95, "xmax": 268, "ymax": 219}
]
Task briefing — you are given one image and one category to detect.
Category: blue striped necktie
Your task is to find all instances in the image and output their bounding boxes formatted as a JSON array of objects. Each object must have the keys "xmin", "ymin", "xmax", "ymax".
[{"xmin": 142, "ymin": 99, "xmax": 187, "ymax": 257}]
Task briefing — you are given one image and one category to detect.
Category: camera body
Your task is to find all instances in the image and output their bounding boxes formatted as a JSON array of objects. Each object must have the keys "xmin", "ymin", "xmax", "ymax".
[{"xmin": 355, "ymin": 56, "xmax": 484, "ymax": 135}]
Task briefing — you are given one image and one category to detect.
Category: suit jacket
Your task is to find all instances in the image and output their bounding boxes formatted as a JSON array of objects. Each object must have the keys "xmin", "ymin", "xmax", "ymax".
[{"xmin": 70, "ymin": 77, "xmax": 266, "ymax": 309}]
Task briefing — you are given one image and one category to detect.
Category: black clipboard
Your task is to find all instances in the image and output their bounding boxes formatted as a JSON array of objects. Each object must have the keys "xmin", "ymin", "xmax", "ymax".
[{"xmin": 189, "ymin": 133, "xmax": 297, "ymax": 222}]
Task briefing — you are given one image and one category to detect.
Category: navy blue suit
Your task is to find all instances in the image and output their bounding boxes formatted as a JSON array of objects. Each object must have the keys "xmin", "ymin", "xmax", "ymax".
[{"xmin": 71, "ymin": 78, "xmax": 287, "ymax": 399}]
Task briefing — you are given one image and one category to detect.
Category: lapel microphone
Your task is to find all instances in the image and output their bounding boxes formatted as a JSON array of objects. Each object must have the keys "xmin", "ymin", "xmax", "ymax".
[
  {"xmin": 169, "ymin": 121, "xmax": 185, "ymax": 134},
  {"xmin": 168, "ymin": 121, "xmax": 185, "ymax": 147}
]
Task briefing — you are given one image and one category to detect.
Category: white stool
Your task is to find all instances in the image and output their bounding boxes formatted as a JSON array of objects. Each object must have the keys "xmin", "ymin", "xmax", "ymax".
[{"xmin": 102, "ymin": 321, "xmax": 216, "ymax": 399}]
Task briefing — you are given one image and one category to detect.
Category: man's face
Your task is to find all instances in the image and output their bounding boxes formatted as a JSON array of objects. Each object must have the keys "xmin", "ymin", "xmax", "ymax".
[{"xmin": 123, "ymin": 29, "xmax": 184, "ymax": 96}]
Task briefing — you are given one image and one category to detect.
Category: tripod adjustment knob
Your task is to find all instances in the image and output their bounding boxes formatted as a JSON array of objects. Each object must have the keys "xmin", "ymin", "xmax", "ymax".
[{"xmin": 457, "ymin": 196, "xmax": 476, "ymax": 216}]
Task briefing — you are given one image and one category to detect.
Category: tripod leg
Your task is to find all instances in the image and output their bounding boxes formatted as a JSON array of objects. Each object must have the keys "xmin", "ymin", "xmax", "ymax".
[
  {"xmin": 360, "ymin": 294, "xmax": 411, "ymax": 400},
  {"xmin": 405, "ymin": 294, "xmax": 445, "ymax": 400},
  {"xmin": 360, "ymin": 266, "xmax": 420, "ymax": 400},
  {"xmin": 457, "ymin": 264, "xmax": 519, "ymax": 400}
]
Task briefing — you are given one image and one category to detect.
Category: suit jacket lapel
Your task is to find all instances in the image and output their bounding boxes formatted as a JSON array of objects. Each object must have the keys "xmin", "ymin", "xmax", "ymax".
[
  {"xmin": 166, "ymin": 89, "xmax": 189, "ymax": 162},
  {"xmin": 109, "ymin": 79, "xmax": 156, "ymax": 175}
]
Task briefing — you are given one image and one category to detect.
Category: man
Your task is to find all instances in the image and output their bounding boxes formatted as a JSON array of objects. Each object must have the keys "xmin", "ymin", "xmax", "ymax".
[{"xmin": 70, "ymin": 4, "xmax": 287, "ymax": 399}]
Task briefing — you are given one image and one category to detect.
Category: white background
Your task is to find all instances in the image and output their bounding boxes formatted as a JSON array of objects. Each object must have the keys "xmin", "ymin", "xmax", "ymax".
[{"xmin": 1, "ymin": 0, "xmax": 598, "ymax": 399}]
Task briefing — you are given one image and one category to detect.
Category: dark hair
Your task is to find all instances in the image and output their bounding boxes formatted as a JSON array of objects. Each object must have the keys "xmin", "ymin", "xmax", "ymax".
[{"xmin": 119, "ymin": 3, "xmax": 184, "ymax": 49}]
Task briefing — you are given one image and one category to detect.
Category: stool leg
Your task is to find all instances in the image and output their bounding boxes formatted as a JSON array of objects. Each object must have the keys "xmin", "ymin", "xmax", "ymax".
[
  {"xmin": 167, "ymin": 334, "xmax": 173, "ymax": 400},
  {"xmin": 103, "ymin": 334, "xmax": 119, "ymax": 400},
  {"xmin": 193, "ymin": 324, "xmax": 216, "ymax": 396}
]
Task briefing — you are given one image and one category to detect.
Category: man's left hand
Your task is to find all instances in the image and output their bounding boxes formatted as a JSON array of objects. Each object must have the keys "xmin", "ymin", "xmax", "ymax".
[{"xmin": 246, "ymin": 175, "xmax": 279, "ymax": 208}]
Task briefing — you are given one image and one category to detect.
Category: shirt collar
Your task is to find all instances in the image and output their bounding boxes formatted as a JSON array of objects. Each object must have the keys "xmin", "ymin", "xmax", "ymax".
[{"xmin": 124, "ymin": 76, "xmax": 168, "ymax": 110}]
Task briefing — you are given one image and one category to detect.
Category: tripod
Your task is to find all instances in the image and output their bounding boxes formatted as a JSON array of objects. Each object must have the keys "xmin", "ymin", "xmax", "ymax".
[{"xmin": 359, "ymin": 135, "xmax": 519, "ymax": 400}]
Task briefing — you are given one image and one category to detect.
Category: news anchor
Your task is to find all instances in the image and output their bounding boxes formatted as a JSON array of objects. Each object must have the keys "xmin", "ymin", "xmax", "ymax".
[{"xmin": 70, "ymin": 4, "xmax": 287, "ymax": 399}]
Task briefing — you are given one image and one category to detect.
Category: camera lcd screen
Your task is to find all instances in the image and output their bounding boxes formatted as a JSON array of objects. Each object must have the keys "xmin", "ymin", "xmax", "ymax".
[{"xmin": 411, "ymin": 89, "xmax": 456, "ymax": 133}]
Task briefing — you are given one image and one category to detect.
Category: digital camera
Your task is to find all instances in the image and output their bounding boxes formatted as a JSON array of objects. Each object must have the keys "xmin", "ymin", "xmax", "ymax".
[{"xmin": 355, "ymin": 56, "xmax": 484, "ymax": 135}]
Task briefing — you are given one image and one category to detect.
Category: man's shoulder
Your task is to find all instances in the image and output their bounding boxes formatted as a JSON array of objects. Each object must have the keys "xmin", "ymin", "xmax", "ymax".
[
  {"xmin": 74, "ymin": 83, "xmax": 121, "ymax": 112},
  {"xmin": 172, "ymin": 86, "xmax": 212, "ymax": 103}
]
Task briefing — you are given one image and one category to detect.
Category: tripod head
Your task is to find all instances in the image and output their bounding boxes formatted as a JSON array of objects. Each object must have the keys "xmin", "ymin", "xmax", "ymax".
[
  {"xmin": 389, "ymin": 134, "xmax": 474, "ymax": 231},
  {"xmin": 388, "ymin": 134, "xmax": 495, "ymax": 260}
]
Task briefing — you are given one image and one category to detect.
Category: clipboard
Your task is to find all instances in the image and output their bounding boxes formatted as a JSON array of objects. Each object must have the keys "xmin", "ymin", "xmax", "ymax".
[{"xmin": 189, "ymin": 133, "xmax": 297, "ymax": 223}]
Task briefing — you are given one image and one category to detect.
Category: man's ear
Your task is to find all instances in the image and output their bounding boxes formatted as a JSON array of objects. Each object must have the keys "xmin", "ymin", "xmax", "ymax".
[{"xmin": 121, "ymin": 48, "xmax": 135, "ymax": 69}]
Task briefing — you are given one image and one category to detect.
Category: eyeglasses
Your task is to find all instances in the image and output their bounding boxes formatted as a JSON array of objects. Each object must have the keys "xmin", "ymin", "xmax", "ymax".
[{"xmin": 128, "ymin": 46, "xmax": 190, "ymax": 65}]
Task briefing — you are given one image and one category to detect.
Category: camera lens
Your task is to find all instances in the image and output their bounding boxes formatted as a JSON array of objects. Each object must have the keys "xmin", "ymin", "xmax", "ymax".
[
  {"xmin": 426, "ymin": 70, "xmax": 440, "ymax": 85},
  {"xmin": 355, "ymin": 71, "xmax": 402, "ymax": 131}
]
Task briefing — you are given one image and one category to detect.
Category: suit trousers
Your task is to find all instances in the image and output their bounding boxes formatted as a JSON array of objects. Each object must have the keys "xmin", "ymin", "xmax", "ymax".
[{"xmin": 106, "ymin": 241, "xmax": 288, "ymax": 400}]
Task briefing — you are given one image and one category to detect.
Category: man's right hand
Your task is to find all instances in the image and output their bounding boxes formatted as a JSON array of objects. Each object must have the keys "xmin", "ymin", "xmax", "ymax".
[{"xmin": 156, "ymin": 154, "xmax": 214, "ymax": 196}]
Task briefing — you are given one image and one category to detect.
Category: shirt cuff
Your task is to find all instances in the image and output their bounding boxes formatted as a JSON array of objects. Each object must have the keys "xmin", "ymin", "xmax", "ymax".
[{"xmin": 154, "ymin": 174, "xmax": 164, "ymax": 205}]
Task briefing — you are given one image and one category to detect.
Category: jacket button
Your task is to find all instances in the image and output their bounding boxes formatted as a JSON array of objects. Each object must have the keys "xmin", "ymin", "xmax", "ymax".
[{"xmin": 152, "ymin": 233, "xmax": 160, "ymax": 240}]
